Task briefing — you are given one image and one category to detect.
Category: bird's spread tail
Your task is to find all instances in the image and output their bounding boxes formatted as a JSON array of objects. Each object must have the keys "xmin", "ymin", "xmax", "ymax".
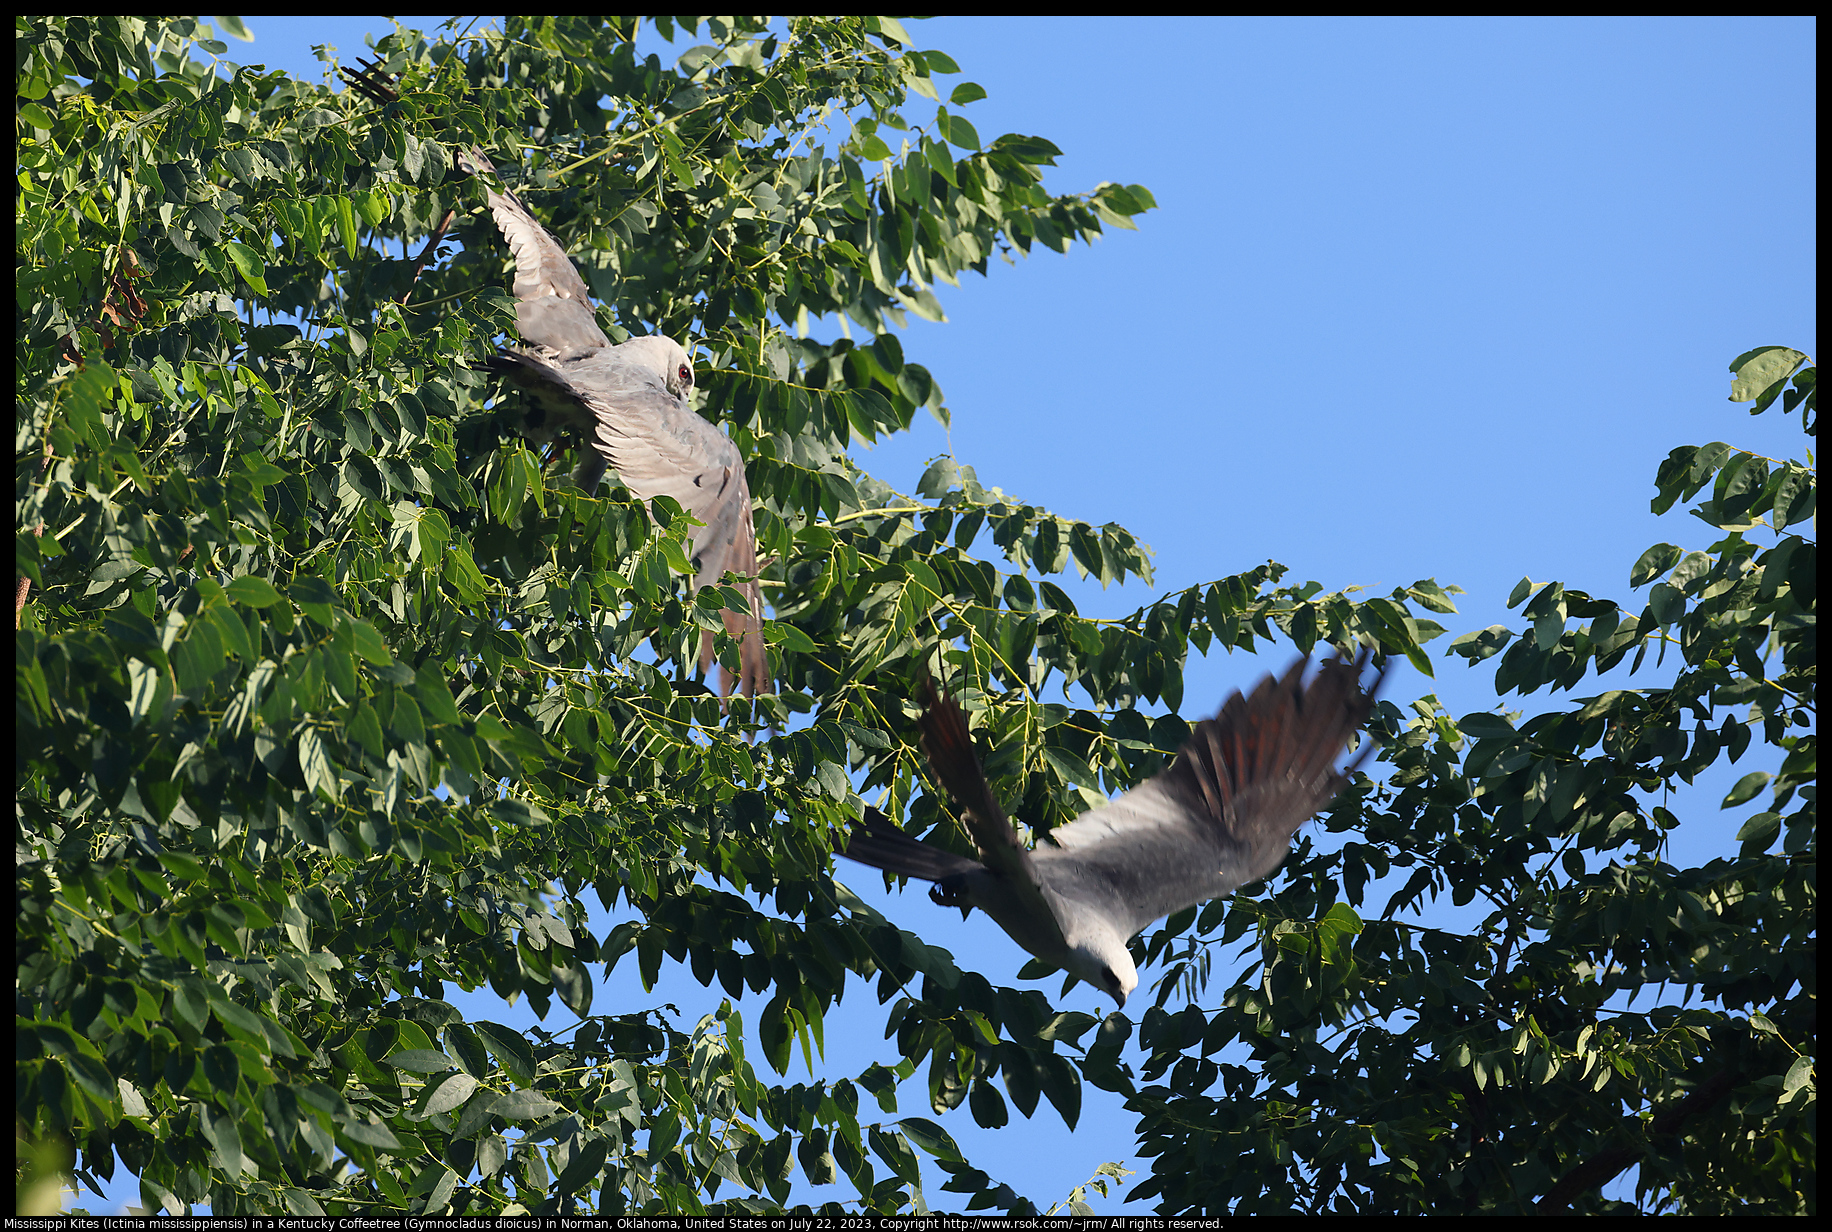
[{"xmin": 698, "ymin": 621, "xmax": 769, "ymax": 701}]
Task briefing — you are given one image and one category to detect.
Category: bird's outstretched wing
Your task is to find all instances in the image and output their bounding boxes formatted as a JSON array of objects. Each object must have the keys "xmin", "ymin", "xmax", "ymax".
[
  {"xmin": 839, "ymin": 658, "xmax": 1376, "ymax": 1003},
  {"xmin": 838, "ymin": 689, "xmax": 1064, "ymax": 954},
  {"xmin": 337, "ymin": 62, "xmax": 767, "ymax": 694},
  {"xmin": 841, "ymin": 807, "xmax": 984, "ymax": 884},
  {"xmin": 1038, "ymin": 651, "xmax": 1380, "ymax": 939},
  {"xmin": 461, "ymin": 150, "xmax": 767, "ymax": 695},
  {"xmin": 915, "ymin": 681, "xmax": 1032, "ymax": 876},
  {"xmin": 460, "ymin": 149, "xmax": 611, "ymax": 353},
  {"xmin": 488, "ymin": 347, "xmax": 768, "ymax": 695}
]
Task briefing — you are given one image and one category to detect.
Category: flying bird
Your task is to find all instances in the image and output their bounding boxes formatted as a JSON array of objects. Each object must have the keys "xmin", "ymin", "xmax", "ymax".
[
  {"xmin": 470, "ymin": 151, "xmax": 768, "ymax": 697},
  {"xmin": 335, "ymin": 60, "xmax": 768, "ymax": 697},
  {"xmin": 841, "ymin": 653, "xmax": 1381, "ymax": 1006}
]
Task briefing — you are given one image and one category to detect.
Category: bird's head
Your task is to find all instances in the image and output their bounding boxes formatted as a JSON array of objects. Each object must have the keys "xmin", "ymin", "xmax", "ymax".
[
  {"xmin": 1067, "ymin": 936, "xmax": 1137, "ymax": 1009},
  {"xmin": 625, "ymin": 335, "xmax": 696, "ymax": 399}
]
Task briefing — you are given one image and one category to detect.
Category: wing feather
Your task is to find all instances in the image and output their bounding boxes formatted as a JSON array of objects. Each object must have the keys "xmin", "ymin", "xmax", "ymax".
[
  {"xmin": 462, "ymin": 148, "xmax": 610, "ymax": 353},
  {"xmin": 1040, "ymin": 651, "xmax": 1379, "ymax": 937},
  {"xmin": 915, "ymin": 682, "xmax": 1066, "ymax": 950},
  {"xmin": 917, "ymin": 683, "xmax": 1027, "ymax": 873},
  {"xmin": 840, "ymin": 807, "xmax": 983, "ymax": 883}
]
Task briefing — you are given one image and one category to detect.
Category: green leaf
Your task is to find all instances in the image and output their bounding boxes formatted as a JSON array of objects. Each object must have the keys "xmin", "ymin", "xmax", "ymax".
[
  {"xmin": 225, "ymin": 575, "xmax": 282, "ymax": 607},
  {"xmin": 1721, "ymin": 772, "xmax": 1771, "ymax": 809},
  {"xmin": 1734, "ymin": 811, "xmax": 1780, "ymax": 845},
  {"xmin": 212, "ymin": 1000, "xmax": 273, "ymax": 1052},
  {"xmin": 1728, "ymin": 346, "xmax": 1808, "ymax": 410},
  {"xmin": 387, "ymin": 1048, "xmax": 454, "ymax": 1074},
  {"xmin": 223, "ymin": 240, "xmax": 270, "ymax": 295},
  {"xmin": 798, "ymin": 1125, "xmax": 838, "ymax": 1186},
  {"xmin": 969, "ymin": 1078, "xmax": 1009, "ymax": 1129},
  {"xmin": 870, "ymin": 1126, "xmax": 923, "ymax": 1186},
  {"xmin": 414, "ymin": 661, "xmax": 464, "ymax": 727},
  {"xmin": 341, "ymin": 616, "xmax": 392, "ymax": 666},
  {"xmin": 290, "ymin": 574, "xmax": 338, "ymax": 626},
  {"xmin": 870, "ymin": 15, "xmax": 913, "ymax": 45},
  {"xmin": 1040, "ymin": 744, "xmax": 1096, "ymax": 788},
  {"xmin": 473, "ymin": 1022, "xmax": 536, "ymax": 1086},
  {"xmin": 477, "ymin": 1134, "xmax": 507, "ymax": 1179},
  {"xmin": 942, "ymin": 114, "xmax": 982, "ymax": 150},
  {"xmin": 1406, "ymin": 578, "xmax": 1460, "ymax": 613},
  {"xmin": 493, "ymin": 1090, "xmax": 562, "ymax": 1121},
  {"xmin": 1448, "ymin": 625, "xmax": 1513, "ymax": 663},
  {"xmin": 897, "ymin": 1117, "xmax": 963, "ymax": 1162},
  {"xmin": 334, "ymin": 194, "xmax": 358, "ymax": 257},
  {"xmin": 554, "ymin": 1135, "xmax": 611, "ymax": 1196},
  {"xmin": 64, "ymin": 1052, "xmax": 120, "ymax": 1107},
  {"xmin": 298, "ymin": 727, "xmax": 339, "ymax": 801},
  {"xmin": 201, "ymin": 1107, "xmax": 245, "ymax": 1176},
  {"xmin": 417, "ymin": 1072, "xmax": 479, "ymax": 1118},
  {"xmin": 917, "ymin": 457, "xmax": 959, "ymax": 497},
  {"xmin": 1630, "ymin": 543, "xmax": 1683, "ymax": 587},
  {"xmin": 1359, "ymin": 597, "xmax": 1432, "ymax": 676},
  {"xmin": 202, "ymin": 1043, "xmax": 241, "ymax": 1093},
  {"xmin": 815, "ymin": 760, "xmax": 852, "ymax": 800},
  {"xmin": 341, "ymin": 1115, "xmax": 404, "ymax": 1150}
]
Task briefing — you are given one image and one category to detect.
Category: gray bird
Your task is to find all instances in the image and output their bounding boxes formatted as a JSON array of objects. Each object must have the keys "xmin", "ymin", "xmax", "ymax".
[
  {"xmin": 332, "ymin": 63, "xmax": 766, "ymax": 696},
  {"xmin": 469, "ymin": 151, "xmax": 769, "ymax": 697},
  {"xmin": 841, "ymin": 653, "xmax": 1381, "ymax": 1006}
]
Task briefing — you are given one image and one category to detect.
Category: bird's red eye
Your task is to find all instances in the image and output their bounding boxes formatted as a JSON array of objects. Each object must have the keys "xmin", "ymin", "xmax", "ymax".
[{"xmin": 678, "ymin": 364, "xmax": 692, "ymax": 385}]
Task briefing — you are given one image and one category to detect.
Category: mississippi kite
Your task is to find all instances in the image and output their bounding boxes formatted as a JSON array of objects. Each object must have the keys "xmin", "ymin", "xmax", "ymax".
[
  {"xmin": 466, "ymin": 150, "xmax": 768, "ymax": 697},
  {"xmin": 841, "ymin": 653, "xmax": 1381, "ymax": 1006},
  {"xmin": 335, "ymin": 60, "xmax": 768, "ymax": 696}
]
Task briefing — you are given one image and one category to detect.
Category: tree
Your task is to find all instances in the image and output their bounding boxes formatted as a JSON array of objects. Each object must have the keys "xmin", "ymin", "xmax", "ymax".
[
  {"xmin": 15, "ymin": 15, "xmax": 1812, "ymax": 1217},
  {"xmin": 1122, "ymin": 346, "xmax": 1814, "ymax": 1213}
]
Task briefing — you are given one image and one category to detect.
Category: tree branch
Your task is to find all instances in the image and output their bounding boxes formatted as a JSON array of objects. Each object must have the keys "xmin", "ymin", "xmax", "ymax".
[{"xmin": 1536, "ymin": 1067, "xmax": 1743, "ymax": 1210}]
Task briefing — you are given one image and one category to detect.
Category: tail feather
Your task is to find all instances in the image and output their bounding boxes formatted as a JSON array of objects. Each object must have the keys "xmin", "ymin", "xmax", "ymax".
[{"xmin": 698, "ymin": 605, "xmax": 769, "ymax": 701}]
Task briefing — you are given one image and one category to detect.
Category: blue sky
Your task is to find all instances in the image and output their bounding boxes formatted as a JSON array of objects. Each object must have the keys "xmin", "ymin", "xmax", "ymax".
[{"xmin": 79, "ymin": 15, "xmax": 1814, "ymax": 1215}]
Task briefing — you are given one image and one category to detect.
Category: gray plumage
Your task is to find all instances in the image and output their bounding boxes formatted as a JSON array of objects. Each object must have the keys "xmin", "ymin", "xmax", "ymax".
[
  {"xmin": 468, "ymin": 151, "xmax": 768, "ymax": 697},
  {"xmin": 842, "ymin": 652, "xmax": 1381, "ymax": 1005}
]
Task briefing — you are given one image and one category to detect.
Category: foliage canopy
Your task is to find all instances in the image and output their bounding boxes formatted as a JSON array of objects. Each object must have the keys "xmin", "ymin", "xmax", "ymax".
[{"xmin": 16, "ymin": 15, "xmax": 1814, "ymax": 1216}]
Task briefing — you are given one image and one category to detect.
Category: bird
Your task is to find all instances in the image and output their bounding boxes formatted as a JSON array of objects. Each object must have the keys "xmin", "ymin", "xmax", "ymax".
[
  {"xmin": 840, "ymin": 652, "xmax": 1381, "ymax": 1007},
  {"xmin": 334, "ymin": 59, "xmax": 768, "ymax": 697},
  {"xmin": 469, "ymin": 151, "xmax": 769, "ymax": 697}
]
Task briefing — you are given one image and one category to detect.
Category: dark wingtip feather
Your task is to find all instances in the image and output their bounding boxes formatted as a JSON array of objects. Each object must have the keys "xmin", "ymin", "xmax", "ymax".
[
  {"xmin": 1162, "ymin": 650, "xmax": 1381, "ymax": 878},
  {"xmin": 840, "ymin": 807, "xmax": 982, "ymax": 883},
  {"xmin": 916, "ymin": 679, "xmax": 1000, "ymax": 820},
  {"xmin": 913, "ymin": 677, "xmax": 1030, "ymax": 868}
]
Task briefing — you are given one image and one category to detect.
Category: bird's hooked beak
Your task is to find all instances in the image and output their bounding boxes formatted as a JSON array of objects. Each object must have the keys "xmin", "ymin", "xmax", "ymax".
[{"xmin": 1097, "ymin": 961, "xmax": 1133, "ymax": 1008}]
